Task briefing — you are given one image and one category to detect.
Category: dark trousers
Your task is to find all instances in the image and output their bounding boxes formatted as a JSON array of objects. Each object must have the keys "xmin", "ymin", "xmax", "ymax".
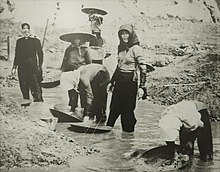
[
  {"xmin": 89, "ymin": 71, "xmax": 109, "ymax": 122},
  {"xmin": 179, "ymin": 109, "xmax": 213, "ymax": 161},
  {"xmin": 68, "ymin": 89, "xmax": 78, "ymax": 110},
  {"xmin": 18, "ymin": 67, "xmax": 43, "ymax": 102},
  {"xmin": 107, "ymin": 79, "xmax": 138, "ymax": 132},
  {"xmin": 197, "ymin": 109, "xmax": 213, "ymax": 160},
  {"xmin": 68, "ymin": 85, "xmax": 87, "ymax": 111}
]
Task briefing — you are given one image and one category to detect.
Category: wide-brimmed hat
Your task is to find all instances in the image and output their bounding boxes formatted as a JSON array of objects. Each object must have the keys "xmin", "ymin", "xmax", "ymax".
[
  {"xmin": 81, "ymin": 7, "xmax": 107, "ymax": 15},
  {"xmin": 59, "ymin": 32, "xmax": 96, "ymax": 43}
]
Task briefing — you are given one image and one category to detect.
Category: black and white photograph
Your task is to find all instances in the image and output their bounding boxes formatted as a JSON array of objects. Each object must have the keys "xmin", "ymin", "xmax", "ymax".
[{"xmin": 0, "ymin": 0, "xmax": 220, "ymax": 171}]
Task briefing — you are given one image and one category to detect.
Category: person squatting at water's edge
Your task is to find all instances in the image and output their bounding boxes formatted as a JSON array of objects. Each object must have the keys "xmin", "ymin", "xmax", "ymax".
[
  {"xmin": 159, "ymin": 100, "xmax": 213, "ymax": 166},
  {"xmin": 60, "ymin": 63, "xmax": 110, "ymax": 124}
]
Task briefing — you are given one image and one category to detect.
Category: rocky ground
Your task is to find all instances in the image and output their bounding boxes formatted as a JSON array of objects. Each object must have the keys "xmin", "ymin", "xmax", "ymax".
[
  {"xmin": 140, "ymin": 19, "xmax": 220, "ymax": 120},
  {"xmin": 0, "ymin": 93, "xmax": 99, "ymax": 169},
  {"xmin": 0, "ymin": 0, "xmax": 220, "ymax": 170}
]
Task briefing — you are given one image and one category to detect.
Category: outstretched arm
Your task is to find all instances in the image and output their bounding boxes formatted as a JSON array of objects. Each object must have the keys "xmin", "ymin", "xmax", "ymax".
[
  {"xmin": 134, "ymin": 45, "xmax": 148, "ymax": 99},
  {"xmin": 138, "ymin": 64, "xmax": 148, "ymax": 99}
]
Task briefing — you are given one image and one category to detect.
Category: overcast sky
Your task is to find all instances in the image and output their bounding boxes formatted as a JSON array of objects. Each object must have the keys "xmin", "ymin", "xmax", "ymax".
[
  {"xmin": 13, "ymin": 0, "xmax": 89, "ymax": 28},
  {"xmin": 2, "ymin": 0, "xmax": 123, "ymax": 28}
]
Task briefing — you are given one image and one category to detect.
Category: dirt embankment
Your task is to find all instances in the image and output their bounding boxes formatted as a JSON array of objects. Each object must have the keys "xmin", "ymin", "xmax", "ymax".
[
  {"xmin": 137, "ymin": 19, "xmax": 220, "ymax": 120},
  {"xmin": 0, "ymin": 94, "xmax": 98, "ymax": 169}
]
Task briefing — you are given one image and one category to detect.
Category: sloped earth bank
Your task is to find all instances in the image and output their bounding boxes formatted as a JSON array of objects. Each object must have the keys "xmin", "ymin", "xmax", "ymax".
[
  {"xmin": 147, "ymin": 52, "xmax": 220, "ymax": 120},
  {"xmin": 0, "ymin": 93, "xmax": 99, "ymax": 169}
]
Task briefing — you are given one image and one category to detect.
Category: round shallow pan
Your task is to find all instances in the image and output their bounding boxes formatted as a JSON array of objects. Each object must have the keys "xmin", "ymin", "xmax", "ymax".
[{"xmin": 81, "ymin": 7, "xmax": 107, "ymax": 15}]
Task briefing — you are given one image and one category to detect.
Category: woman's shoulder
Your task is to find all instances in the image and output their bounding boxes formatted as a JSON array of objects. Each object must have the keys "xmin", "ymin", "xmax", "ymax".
[
  {"xmin": 130, "ymin": 44, "xmax": 143, "ymax": 56},
  {"xmin": 29, "ymin": 36, "xmax": 40, "ymax": 42},
  {"xmin": 129, "ymin": 44, "xmax": 142, "ymax": 52},
  {"xmin": 131, "ymin": 44, "xmax": 142, "ymax": 49}
]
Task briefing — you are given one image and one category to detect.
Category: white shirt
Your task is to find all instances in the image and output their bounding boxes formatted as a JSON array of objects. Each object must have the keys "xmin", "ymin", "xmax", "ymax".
[
  {"xmin": 60, "ymin": 67, "xmax": 82, "ymax": 92},
  {"xmin": 159, "ymin": 100, "xmax": 203, "ymax": 141}
]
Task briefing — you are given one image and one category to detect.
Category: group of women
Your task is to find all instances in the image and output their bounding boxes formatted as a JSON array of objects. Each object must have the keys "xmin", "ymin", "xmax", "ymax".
[
  {"xmin": 12, "ymin": 8, "xmax": 212, "ymax": 168},
  {"xmin": 60, "ymin": 21, "xmax": 213, "ymax": 166}
]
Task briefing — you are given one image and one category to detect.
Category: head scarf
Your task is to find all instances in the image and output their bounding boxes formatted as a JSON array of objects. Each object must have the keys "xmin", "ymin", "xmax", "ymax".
[
  {"xmin": 118, "ymin": 24, "xmax": 140, "ymax": 54},
  {"xmin": 21, "ymin": 23, "xmax": 30, "ymax": 29}
]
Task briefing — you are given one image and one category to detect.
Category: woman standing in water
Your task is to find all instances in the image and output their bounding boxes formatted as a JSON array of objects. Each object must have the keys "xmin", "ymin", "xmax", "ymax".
[{"xmin": 106, "ymin": 24, "xmax": 148, "ymax": 132}]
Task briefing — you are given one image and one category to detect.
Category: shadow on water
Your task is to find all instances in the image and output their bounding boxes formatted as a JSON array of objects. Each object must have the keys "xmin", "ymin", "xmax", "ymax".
[{"xmin": 2, "ymin": 87, "xmax": 220, "ymax": 172}]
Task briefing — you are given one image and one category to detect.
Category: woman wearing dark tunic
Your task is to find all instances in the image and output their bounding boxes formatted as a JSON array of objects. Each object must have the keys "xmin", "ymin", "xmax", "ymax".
[{"xmin": 11, "ymin": 23, "xmax": 43, "ymax": 102}]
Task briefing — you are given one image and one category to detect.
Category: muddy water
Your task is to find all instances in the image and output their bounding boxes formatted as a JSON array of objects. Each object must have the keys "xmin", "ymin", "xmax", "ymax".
[
  {"xmin": 3, "ymin": 87, "xmax": 220, "ymax": 172},
  {"xmin": 54, "ymin": 100, "xmax": 220, "ymax": 172}
]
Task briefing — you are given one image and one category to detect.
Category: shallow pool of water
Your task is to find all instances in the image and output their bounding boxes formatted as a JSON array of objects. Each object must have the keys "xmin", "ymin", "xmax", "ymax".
[
  {"xmin": 3, "ymin": 87, "xmax": 220, "ymax": 172},
  {"xmin": 53, "ymin": 100, "xmax": 220, "ymax": 172}
]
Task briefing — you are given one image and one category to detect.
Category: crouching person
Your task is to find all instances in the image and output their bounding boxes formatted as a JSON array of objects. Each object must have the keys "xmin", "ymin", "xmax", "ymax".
[
  {"xmin": 79, "ymin": 64, "xmax": 110, "ymax": 123},
  {"xmin": 60, "ymin": 63, "xmax": 110, "ymax": 123},
  {"xmin": 159, "ymin": 100, "xmax": 213, "ymax": 165}
]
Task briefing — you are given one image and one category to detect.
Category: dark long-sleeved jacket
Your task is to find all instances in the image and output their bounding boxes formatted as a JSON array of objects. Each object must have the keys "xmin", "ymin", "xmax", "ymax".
[
  {"xmin": 13, "ymin": 36, "xmax": 43, "ymax": 72},
  {"xmin": 60, "ymin": 45, "xmax": 92, "ymax": 72}
]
